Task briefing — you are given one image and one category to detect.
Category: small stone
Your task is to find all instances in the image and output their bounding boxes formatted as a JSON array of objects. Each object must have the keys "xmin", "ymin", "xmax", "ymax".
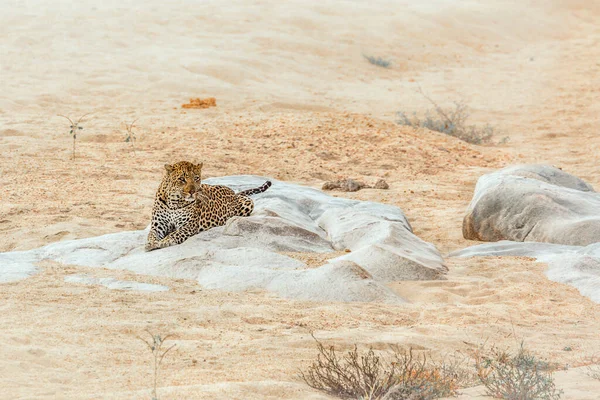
[
  {"xmin": 322, "ymin": 181, "xmax": 339, "ymax": 190},
  {"xmin": 374, "ymin": 179, "xmax": 389, "ymax": 190},
  {"xmin": 322, "ymin": 179, "xmax": 368, "ymax": 192},
  {"xmin": 340, "ymin": 179, "xmax": 363, "ymax": 192}
]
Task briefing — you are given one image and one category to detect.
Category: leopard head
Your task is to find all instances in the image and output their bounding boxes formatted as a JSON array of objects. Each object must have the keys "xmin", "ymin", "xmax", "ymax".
[{"xmin": 160, "ymin": 161, "xmax": 203, "ymax": 206}]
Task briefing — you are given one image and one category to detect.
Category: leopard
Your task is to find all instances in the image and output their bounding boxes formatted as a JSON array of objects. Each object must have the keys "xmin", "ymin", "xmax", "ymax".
[{"xmin": 145, "ymin": 161, "xmax": 271, "ymax": 251}]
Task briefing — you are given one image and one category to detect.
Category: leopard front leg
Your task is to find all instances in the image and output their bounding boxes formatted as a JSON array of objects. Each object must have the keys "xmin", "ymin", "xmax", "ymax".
[
  {"xmin": 145, "ymin": 227, "xmax": 161, "ymax": 251},
  {"xmin": 146, "ymin": 201, "xmax": 173, "ymax": 251},
  {"xmin": 145, "ymin": 233, "xmax": 163, "ymax": 251},
  {"xmin": 145, "ymin": 220, "xmax": 201, "ymax": 251},
  {"xmin": 146, "ymin": 219, "xmax": 170, "ymax": 251}
]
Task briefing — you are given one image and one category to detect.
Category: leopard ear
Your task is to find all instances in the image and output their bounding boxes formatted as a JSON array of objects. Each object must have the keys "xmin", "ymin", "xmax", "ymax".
[
  {"xmin": 164, "ymin": 164, "xmax": 173, "ymax": 173},
  {"xmin": 194, "ymin": 162, "xmax": 203, "ymax": 171}
]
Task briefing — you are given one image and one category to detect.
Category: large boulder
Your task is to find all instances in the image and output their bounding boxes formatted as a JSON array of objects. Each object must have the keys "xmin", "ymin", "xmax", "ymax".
[
  {"xmin": 0, "ymin": 176, "xmax": 447, "ymax": 303},
  {"xmin": 463, "ymin": 164, "xmax": 600, "ymax": 246},
  {"xmin": 449, "ymin": 241, "xmax": 600, "ymax": 303}
]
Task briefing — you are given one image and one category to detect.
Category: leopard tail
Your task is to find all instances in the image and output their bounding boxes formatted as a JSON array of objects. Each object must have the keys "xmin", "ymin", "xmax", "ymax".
[{"xmin": 237, "ymin": 181, "xmax": 272, "ymax": 196}]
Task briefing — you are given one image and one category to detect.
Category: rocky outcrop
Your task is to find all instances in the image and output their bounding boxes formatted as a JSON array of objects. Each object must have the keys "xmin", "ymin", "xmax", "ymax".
[
  {"xmin": 0, "ymin": 176, "xmax": 446, "ymax": 303},
  {"xmin": 463, "ymin": 165, "xmax": 600, "ymax": 246}
]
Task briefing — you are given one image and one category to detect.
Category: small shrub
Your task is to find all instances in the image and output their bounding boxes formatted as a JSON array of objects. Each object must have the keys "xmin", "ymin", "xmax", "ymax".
[
  {"xmin": 57, "ymin": 113, "xmax": 92, "ymax": 159},
  {"xmin": 397, "ymin": 88, "xmax": 496, "ymax": 145},
  {"xmin": 300, "ymin": 336, "xmax": 467, "ymax": 400},
  {"xmin": 139, "ymin": 330, "xmax": 176, "ymax": 400},
  {"xmin": 364, "ymin": 54, "xmax": 392, "ymax": 68},
  {"xmin": 584, "ymin": 354, "xmax": 600, "ymax": 381},
  {"xmin": 586, "ymin": 364, "xmax": 600, "ymax": 381},
  {"xmin": 124, "ymin": 118, "xmax": 139, "ymax": 154},
  {"xmin": 475, "ymin": 342, "xmax": 562, "ymax": 400}
]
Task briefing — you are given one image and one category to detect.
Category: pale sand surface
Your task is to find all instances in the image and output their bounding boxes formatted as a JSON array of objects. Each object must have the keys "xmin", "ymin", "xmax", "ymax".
[{"xmin": 1, "ymin": 0, "xmax": 600, "ymax": 398}]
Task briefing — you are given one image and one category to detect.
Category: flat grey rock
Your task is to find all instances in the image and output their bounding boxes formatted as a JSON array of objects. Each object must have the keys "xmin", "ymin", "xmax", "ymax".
[
  {"xmin": 0, "ymin": 176, "xmax": 447, "ymax": 303},
  {"xmin": 0, "ymin": 251, "xmax": 39, "ymax": 283},
  {"xmin": 64, "ymin": 274, "xmax": 169, "ymax": 292},
  {"xmin": 450, "ymin": 241, "xmax": 600, "ymax": 303},
  {"xmin": 463, "ymin": 164, "xmax": 600, "ymax": 245}
]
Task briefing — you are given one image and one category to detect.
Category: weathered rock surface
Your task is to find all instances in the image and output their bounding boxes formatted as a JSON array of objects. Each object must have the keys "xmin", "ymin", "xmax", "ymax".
[
  {"xmin": 0, "ymin": 176, "xmax": 446, "ymax": 303},
  {"xmin": 463, "ymin": 164, "xmax": 600, "ymax": 246},
  {"xmin": 450, "ymin": 241, "xmax": 600, "ymax": 303}
]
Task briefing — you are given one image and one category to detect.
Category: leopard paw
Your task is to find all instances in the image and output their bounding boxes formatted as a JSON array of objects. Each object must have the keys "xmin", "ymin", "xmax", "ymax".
[{"xmin": 145, "ymin": 241, "xmax": 157, "ymax": 252}]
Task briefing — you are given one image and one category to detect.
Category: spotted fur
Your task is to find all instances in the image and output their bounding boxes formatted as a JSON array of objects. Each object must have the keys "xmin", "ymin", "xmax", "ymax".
[{"xmin": 145, "ymin": 161, "xmax": 271, "ymax": 251}]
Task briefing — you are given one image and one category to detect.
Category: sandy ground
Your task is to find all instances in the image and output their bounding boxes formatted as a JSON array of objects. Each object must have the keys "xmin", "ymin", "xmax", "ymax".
[{"xmin": 1, "ymin": 0, "xmax": 600, "ymax": 398}]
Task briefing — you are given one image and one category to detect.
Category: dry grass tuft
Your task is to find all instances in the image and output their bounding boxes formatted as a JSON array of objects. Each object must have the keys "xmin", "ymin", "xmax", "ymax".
[{"xmin": 364, "ymin": 54, "xmax": 392, "ymax": 68}]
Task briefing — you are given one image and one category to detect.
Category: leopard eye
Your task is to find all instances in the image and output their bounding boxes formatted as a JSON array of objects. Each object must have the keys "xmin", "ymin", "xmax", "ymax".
[
  {"xmin": 194, "ymin": 175, "xmax": 201, "ymax": 182},
  {"xmin": 179, "ymin": 177, "xmax": 186, "ymax": 183}
]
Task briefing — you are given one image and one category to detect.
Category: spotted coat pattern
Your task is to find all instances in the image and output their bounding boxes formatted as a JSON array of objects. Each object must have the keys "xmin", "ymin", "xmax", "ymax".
[{"xmin": 145, "ymin": 161, "xmax": 271, "ymax": 251}]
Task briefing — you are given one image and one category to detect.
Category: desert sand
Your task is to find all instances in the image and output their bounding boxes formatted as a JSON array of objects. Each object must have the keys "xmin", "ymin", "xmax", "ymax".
[{"xmin": 1, "ymin": 0, "xmax": 600, "ymax": 398}]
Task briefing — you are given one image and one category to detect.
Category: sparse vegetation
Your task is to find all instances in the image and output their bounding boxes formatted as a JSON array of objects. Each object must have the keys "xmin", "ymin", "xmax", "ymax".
[
  {"xmin": 397, "ymin": 87, "xmax": 496, "ymax": 145},
  {"xmin": 475, "ymin": 342, "xmax": 562, "ymax": 400},
  {"xmin": 364, "ymin": 54, "xmax": 392, "ymax": 68},
  {"xmin": 124, "ymin": 118, "xmax": 140, "ymax": 154},
  {"xmin": 301, "ymin": 336, "xmax": 469, "ymax": 400},
  {"xmin": 139, "ymin": 330, "xmax": 176, "ymax": 400},
  {"xmin": 584, "ymin": 354, "xmax": 600, "ymax": 381},
  {"xmin": 57, "ymin": 113, "xmax": 91, "ymax": 159}
]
